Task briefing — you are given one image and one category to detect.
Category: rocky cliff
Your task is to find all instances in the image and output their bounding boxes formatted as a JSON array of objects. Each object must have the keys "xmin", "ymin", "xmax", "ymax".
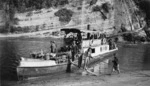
[
  {"xmin": 0, "ymin": 0, "xmax": 147, "ymax": 36},
  {"xmin": 10, "ymin": 0, "xmax": 114, "ymax": 34}
]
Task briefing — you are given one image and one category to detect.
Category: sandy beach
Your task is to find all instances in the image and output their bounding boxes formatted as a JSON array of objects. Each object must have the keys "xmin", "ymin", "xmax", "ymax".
[{"xmin": 2, "ymin": 70, "xmax": 150, "ymax": 86}]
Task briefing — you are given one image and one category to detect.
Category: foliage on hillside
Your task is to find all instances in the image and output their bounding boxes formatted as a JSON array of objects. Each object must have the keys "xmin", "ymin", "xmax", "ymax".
[
  {"xmin": 54, "ymin": 8, "xmax": 73, "ymax": 22},
  {"xmin": 92, "ymin": 2, "xmax": 113, "ymax": 20},
  {"xmin": 2, "ymin": 0, "xmax": 69, "ymax": 12}
]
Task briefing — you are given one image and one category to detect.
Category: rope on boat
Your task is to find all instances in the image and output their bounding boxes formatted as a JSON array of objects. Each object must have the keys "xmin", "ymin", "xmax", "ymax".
[{"xmin": 70, "ymin": 60, "xmax": 79, "ymax": 67}]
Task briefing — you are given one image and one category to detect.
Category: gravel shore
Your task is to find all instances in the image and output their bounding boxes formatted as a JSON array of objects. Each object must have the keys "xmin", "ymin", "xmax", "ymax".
[{"xmin": 2, "ymin": 70, "xmax": 150, "ymax": 86}]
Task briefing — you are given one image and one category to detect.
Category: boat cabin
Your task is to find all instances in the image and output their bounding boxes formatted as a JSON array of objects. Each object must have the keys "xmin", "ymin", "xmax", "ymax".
[{"xmin": 60, "ymin": 28, "xmax": 117, "ymax": 57}]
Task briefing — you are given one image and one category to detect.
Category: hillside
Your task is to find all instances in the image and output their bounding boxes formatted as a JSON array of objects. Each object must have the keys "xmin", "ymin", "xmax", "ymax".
[
  {"xmin": 12, "ymin": 0, "xmax": 114, "ymax": 33},
  {"xmin": 0, "ymin": 0, "xmax": 149, "ymax": 38}
]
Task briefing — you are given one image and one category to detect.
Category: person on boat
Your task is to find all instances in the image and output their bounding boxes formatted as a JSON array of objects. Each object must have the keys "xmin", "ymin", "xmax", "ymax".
[
  {"xmin": 50, "ymin": 41, "xmax": 57, "ymax": 53},
  {"xmin": 45, "ymin": 53, "xmax": 50, "ymax": 60},
  {"xmin": 78, "ymin": 49, "xmax": 84, "ymax": 68},
  {"xmin": 101, "ymin": 35, "xmax": 107, "ymax": 45},
  {"xmin": 87, "ymin": 33, "xmax": 90, "ymax": 40},
  {"xmin": 111, "ymin": 53, "xmax": 120, "ymax": 74},
  {"xmin": 94, "ymin": 33, "xmax": 97, "ymax": 39},
  {"xmin": 108, "ymin": 39, "xmax": 116, "ymax": 50},
  {"xmin": 40, "ymin": 49, "xmax": 45, "ymax": 59},
  {"xmin": 76, "ymin": 33, "xmax": 82, "ymax": 49},
  {"xmin": 31, "ymin": 51, "xmax": 37, "ymax": 58},
  {"xmin": 71, "ymin": 40, "xmax": 78, "ymax": 61},
  {"xmin": 90, "ymin": 34, "xmax": 94, "ymax": 40}
]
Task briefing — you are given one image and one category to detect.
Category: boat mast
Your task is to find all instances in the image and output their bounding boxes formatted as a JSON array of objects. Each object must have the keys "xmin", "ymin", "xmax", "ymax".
[
  {"xmin": 121, "ymin": 0, "xmax": 134, "ymax": 31},
  {"xmin": 81, "ymin": 0, "xmax": 85, "ymax": 30}
]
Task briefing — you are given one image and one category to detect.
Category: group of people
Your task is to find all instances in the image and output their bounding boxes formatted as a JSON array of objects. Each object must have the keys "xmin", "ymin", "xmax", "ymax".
[
  {"xmin": 87, "ymin": 33, "xmax": 107, "ymax": 40},
  {"xmin": 65, "ymin": 34, "xmax": 119, "ymax": 74},
  {"xmin": 66, "ymin": 38, "xmax": 82, "ymax": 72},
  {"xmin": 66, "ymin": 45, "xmax": 120, "ymax": 75},
  {"xmin": 30, "ymin": 41, "xmax": 57, "ymax": 60},
  {"xmin": 30, "ymin": 50, "xmax": 56, "ymax": 60},
  {"xmin": 80, "ymin": 48, "xmax": 120, "ymax": 75}
]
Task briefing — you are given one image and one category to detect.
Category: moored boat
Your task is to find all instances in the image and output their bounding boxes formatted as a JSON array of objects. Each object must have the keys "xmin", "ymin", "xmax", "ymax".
[{"xmin": 17, "ymin": 28, "xmax": 118, "ymax": 79}]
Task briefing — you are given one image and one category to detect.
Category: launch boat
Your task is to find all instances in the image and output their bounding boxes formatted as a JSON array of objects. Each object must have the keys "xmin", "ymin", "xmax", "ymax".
[{"xmin": 17, "ymin": 28, "xmax": 118, "ymax": 79}]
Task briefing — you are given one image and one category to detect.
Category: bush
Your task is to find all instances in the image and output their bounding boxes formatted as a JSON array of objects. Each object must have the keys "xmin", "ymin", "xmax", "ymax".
[
  {"xmin": 54, "ymin": 8, "xmax": 73, "ymax": 22},
  {"xmin": 101, "ymin": 2, "xmax": 111, "ymax": 13},
  {"xmin": 92, "ymin": 5, "xmax": 107, "ymax": 20}
]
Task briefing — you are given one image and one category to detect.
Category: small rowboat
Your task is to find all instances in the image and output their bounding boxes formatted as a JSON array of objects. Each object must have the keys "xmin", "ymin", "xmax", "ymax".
[{"xmin": 17, "ymin": 52, "xmax": 70, "ymax": 78}]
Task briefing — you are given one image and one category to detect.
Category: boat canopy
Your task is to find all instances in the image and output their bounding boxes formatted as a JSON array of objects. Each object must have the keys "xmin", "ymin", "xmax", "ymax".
[{"xmin": 61, "ymin": 28, "xmax": 82, "ymax": 34}]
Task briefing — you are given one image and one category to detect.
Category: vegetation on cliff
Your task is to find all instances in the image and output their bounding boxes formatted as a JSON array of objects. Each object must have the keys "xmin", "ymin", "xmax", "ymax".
[
  {"xmin": 0, "ymin": 0, "xmax": 150, "ymax": 42},
  {"xmin": 54, "ymin": 8, "xmax": 73, "ymax": 22},
  {"xmin": 2, "ymin": 0, "xmax": 69, "ymax": 12},
  {"xmin": 92, "ymin": 2, "xmax": 113, "ymax": 20}
]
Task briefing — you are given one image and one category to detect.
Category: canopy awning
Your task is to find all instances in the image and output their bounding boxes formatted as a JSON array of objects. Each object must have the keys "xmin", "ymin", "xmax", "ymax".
[{"xmin": 61, "ymin": 28, "xmax": 82, "ymax": 34}]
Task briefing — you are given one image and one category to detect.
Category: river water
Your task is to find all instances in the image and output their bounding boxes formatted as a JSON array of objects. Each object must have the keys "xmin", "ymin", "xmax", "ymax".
[
  {"xmin": 0, "ymin": 37, "xmax": 64, "ymax": 81},
  {"xmin": 0, "ymin": 37, "xmax": 150, "ymax": 82}
]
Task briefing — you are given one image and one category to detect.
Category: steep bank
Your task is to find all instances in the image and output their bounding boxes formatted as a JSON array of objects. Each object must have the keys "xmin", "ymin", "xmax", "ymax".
[
  {"xmin": 0, "ymin": 0, "xmax": 114, "ymax": 34},
  {"xmin": 1, "ymin": 0, "xmax": 146, "ymax": 39},
  {"xmin": 12, "ymin": 0, "xmax": 114, "ymax": 33}
]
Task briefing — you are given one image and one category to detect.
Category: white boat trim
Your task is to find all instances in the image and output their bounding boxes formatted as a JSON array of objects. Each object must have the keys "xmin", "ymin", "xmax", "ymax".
[{"xmin": 18, "ymin": 59, "xmax": 57, "ymax": 67}]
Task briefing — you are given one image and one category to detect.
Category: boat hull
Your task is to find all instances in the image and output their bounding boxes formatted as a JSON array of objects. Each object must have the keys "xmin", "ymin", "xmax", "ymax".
[
  {"xmin": 17, "ymin": 48, "xmax": 117, "ymax": 78},
  {"xmin": 17, "ymin": 63, "xmax": 67, "ymax": 78}
]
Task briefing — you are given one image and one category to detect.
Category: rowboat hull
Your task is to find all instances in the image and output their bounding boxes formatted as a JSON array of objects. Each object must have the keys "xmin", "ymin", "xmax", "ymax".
[{"xmin": 17, "ymin": 63, "xmax": 67, "ymax": 78}]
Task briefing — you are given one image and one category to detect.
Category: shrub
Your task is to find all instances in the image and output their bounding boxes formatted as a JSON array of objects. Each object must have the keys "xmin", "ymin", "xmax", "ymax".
[{"xmin": 54, "ymin": 8, "xmax": 73, "ymax": 22}]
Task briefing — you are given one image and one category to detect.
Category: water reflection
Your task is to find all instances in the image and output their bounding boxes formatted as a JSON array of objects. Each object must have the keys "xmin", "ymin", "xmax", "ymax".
[
  {"xmin": 118, "ymin": 44, "xmax": 150, "ymax": 71},
  {"xmin": 0, "ymin": 39, "xmax": 20, "ymax": 80}
]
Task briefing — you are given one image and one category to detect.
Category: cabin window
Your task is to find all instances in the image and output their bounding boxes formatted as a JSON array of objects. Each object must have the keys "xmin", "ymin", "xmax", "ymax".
[
  {"xmin": 105, "ymin": 46, "xmax": 107, "ymax": 50},
  {"xmin": 100, "ymin": 47, "xmax": 102, "ymax": 52},
  {"xmin": 91, "ymin": 48, "xmax": 95, "ymax": 53}
]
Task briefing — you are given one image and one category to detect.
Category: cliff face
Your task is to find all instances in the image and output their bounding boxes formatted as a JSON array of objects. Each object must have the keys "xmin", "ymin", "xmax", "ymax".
[
  {"xmin": 0, "ymin": 0, "xmax": 145, "ymax": 36},
  {"xmin": 11, "ymin": 0, "xmax": 114, "ymax": 33}
]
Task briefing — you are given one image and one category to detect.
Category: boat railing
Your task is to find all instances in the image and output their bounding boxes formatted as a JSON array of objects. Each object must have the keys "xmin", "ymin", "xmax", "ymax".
[{"xmin": 82, "ymin": 39, "xmax": 108, "ymax": 48}]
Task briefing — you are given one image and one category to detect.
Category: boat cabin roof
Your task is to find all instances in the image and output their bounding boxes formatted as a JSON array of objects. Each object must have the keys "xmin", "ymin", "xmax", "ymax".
[
  {"xmin": 81, "ymin": 30, "xmax": 104, "ymax": 34},
  {"xmin": 61, "ymin": 28, "xmax": 82, "ymax": 34}
]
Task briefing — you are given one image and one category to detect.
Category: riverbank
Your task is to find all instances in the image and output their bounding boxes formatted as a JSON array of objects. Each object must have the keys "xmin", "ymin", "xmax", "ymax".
[
  {"xmin": 0, "ymin": 28, "xmax": 61, "ymax": 38},
  {"xmin": 1, "ymin": 70, "xmax": 150, "ymax": 86}
]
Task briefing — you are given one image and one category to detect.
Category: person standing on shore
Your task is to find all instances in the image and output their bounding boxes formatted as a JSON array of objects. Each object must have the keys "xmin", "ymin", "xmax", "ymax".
[
  {"xmin": 83, "ymin": 47, "xmax": 93, "ymax": 69},
  {"xmin": 111, "ymin": 53, "xmax": 120, "ymax": 74},
  {"xmin": 66, "ymin": 49, "xmax": 72, "ymax": 73}
]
